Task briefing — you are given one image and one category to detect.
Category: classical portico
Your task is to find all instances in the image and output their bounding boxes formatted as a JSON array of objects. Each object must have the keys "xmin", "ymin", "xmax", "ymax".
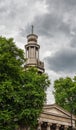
[{"xmin": 37, "ymin": 104, "xmax": 76, "ymax": 130}]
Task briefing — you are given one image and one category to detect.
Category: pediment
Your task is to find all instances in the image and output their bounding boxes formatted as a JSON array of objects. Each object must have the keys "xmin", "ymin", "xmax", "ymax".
[{"xmin": 43, "ymin": 104, "xmax": 75, "ymax": 119}]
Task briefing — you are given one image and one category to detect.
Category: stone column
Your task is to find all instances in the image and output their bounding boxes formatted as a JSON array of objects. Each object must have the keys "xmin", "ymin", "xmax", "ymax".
[
  {"xmin": 47, "ymin": 123, "xmax": 51, "ymax": 130},
  {"xmin": 37, "ymin": 122, "xmax": 42, "ymax": 130},
  {"xmin": 64, "ymin": 126, "xmax": 68, "ymax": 130},
  {"xmin": 56, "ymin": 124, "xmax": 61, "ymax": 130}
]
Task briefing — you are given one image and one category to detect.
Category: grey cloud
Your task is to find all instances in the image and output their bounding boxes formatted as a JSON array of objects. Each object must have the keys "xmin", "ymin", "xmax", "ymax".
[
  {"xmin": 1, "ymin": 0, "xmax": 72, "ymax": 40},
  {"xmin": 21, "ymin": 12, "xmax": 71, "ymax": 38},
  {"xmin": 22, "ymin": 0, "xmax": 73, "ymax": 38},
  {"xmin": 58, "ymin": 22, "xmax": 70, "ymax": 35},
  {"xmin": 47, "ymin": 0, "xmax": 76, "ymax": 10},
  {"xmin": 63, "ymin": 0, "xmax": 76, "ymax": 8},
  {"xmin": 70, "ymin": 35, "xmax": 76, "ymax": 48},
  {"xmin": 0, "ymin": 0, "xmax": 29, "ymax": 28},
  {"xmin": 19, "ymin": 24, "xmax": 33, "ymax": 37},
  {"xmin": 0, "ymin": 0, "xmax": 9, "ymax": 14},
  {"xmin": 0, "ymin": 8, "xmax": 7, "ymax": 13},
  {"xmin": 45, "ymin": 48, "xmax": 76, "ymax": 73},
  {"xmin": 0, "ymin": 1, "xmax": 16, "ymax": 19}
]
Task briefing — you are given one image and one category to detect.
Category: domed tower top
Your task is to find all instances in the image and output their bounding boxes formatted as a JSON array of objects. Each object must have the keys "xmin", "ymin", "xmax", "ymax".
[
  {"xmin": 25, "ymin": 26, "xmax": 44, "ymax": 73},
  {"xmin": 27, "ymin": 25, "xmax": 38, "ymax": 44}
]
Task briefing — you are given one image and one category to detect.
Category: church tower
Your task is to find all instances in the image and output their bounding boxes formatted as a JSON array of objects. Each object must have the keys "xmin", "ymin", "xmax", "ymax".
[{"xmin": 25, "ymin": 26, "xmax": 44, "ymax": 73}]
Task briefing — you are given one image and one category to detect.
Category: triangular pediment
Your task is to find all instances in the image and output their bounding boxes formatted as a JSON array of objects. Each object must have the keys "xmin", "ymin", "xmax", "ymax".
[{"xmin": 43, "ymin": 104, "xmax": 76, "ymax": 119}]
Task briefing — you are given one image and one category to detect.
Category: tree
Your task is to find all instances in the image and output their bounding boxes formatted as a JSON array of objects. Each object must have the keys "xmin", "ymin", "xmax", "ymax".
[
  {"xmin": 54, "ymin": 77, "xmax": 76, "ymax": 115},
  {"xmin": 0, "ymin": 36, "xmax": 50, "ymax": 130}
]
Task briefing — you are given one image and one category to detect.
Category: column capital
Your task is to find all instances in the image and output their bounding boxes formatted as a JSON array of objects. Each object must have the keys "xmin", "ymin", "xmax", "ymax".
[
  {"xmin": 47, "ymin": 123, "xmax": 52, "ymax": 126},
  {"xmin": 37, "ymin": 122, "xmax": 42, "ymax": 130},
  {"xmin": 38, "ymin": 120, "xmax": 43, "ymax": 125},
  {"xmin": 65, "ymin": 125, "xmax": 68, "ymax": 128},
  {"xmin": 56, "ymin": 124, "xmax": 61, "ymax": 127},
  {"xmin": 64, "ymin": 125, "xmax": 68, "ymax": 130},
  {"xmin": 47, "ymin": 123, "xmax": 51, "ymax": 130},
  {"xmin": 56, "ymin": 124, "xmax": 61, "ymax": 130}
]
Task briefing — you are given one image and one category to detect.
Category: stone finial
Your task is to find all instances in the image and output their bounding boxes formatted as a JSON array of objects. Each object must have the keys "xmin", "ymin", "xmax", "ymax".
[{"xmin": 31, "ymin": 25, "xmax": 34, "ymax": 34}]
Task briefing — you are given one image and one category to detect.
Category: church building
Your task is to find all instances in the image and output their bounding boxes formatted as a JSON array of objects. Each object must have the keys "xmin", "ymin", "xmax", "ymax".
[{"xmin": 24, "ymin": 27, "xmax": 76, "ymax": 130}]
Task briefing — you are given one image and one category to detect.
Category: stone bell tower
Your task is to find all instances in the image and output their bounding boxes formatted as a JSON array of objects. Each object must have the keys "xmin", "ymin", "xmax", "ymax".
[{"xmin": 25, "ymin": 26, "xmax": 44, "ymax": 73}]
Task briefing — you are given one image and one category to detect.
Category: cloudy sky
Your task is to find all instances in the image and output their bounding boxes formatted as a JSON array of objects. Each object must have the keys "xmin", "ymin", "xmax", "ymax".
[{"xmin": 0, "ymin": 0, "xmax": 76, "ymax": 104}]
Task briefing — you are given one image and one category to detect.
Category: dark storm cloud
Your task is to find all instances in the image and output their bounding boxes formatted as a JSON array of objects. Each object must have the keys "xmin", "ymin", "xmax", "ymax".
[
  {"xmin": 63, "ymin": 0, "xmax": 76, "ymax": 8},
  {"xmin": 45, "ymin": 48, "xmax": 76, "ymax": 73},
  {"xmin": 42, "ymin": 0, "xmax": 76, "ymax": 36},
  {"xmin": 19, "ymin": 0, "xmax": 76, "ymax": 40},
  {"xmin": 36, "ymin": 15, "xmax": 70, "ymax": 37},
  {"xmin": 23, "ymin": 0, "xmax": 76, "ymax": 39},
  {"xmin": 33, "ymin": 14, "xmax": 61, "ymax": 36},
  {"xmin": 47, "ymin": 0, "xmax": 76, "ymax": 10},
  {"xmin": 58, "ymin": 22, "xmax": 70, "ymax": 35},
  {"xmin": 20, "ymin": 12, "xmax": 71, "ymax": 38},
  {"xmin": 20, "ymin": 14, "xmax": 55, "ymax": 37}
]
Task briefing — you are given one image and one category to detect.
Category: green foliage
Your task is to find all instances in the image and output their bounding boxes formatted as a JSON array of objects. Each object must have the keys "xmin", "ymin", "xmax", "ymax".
[
  {"xmin": 54, "ymin": 77, "xmax": 76, "ymax": 115},
  {"xmin": 0, "ymin": 36, "xmax": 50, "ymax": 130}
]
